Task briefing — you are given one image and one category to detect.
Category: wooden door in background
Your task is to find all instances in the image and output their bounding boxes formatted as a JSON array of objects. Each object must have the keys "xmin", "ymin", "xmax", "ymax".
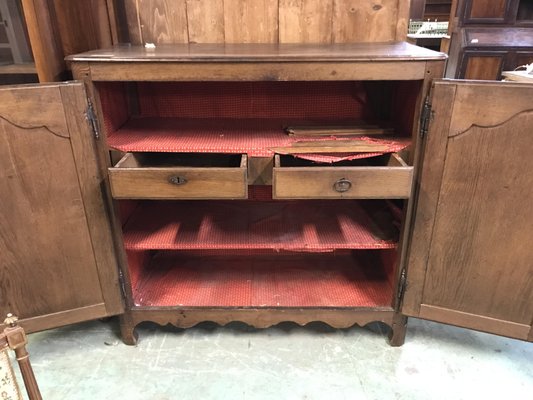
[{"xmin": 404, "ymin": 80, "xmax": 533, "ymax": 341}]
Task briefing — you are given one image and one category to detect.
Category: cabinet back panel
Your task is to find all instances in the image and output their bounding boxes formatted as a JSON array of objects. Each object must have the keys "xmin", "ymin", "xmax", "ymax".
[{"xmin": 114, "ymin": 0, "xmax": 408, "ymax": 44}]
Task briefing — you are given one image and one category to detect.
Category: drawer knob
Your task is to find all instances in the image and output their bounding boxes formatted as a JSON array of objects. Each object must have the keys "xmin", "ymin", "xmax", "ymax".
[
  {"xmin": 333, "ymin": 178, "xmax": 352, "ymax": 193},
  {"xmin": 168, "ymin": 175, "xmax": 188, "ymax": 185}
]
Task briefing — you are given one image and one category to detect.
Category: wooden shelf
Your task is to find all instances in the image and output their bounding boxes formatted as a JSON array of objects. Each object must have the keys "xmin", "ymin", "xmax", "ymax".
[
  {"xmin": 131, "ymin": 251, "xmax": 394, "ymax": 308},
  {"xmin": 107, "ymin": 117, "xmax": 410, "ymax": 157},
  {"xmin": 122, "ymin": 200, "xmax": 399, "ymax": 252}
]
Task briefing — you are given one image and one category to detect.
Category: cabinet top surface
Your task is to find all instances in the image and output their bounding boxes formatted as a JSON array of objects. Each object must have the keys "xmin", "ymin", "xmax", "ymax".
[{"xmin": 67, "ymin": 42, "xmax": 446, "ymax": 63}]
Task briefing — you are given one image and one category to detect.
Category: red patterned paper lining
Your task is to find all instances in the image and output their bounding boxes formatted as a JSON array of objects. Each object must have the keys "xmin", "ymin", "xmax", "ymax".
[
  {"xmin": 122, "ymin": 200, "xmax": 397, "ymax": 251},
  {"xmin": 107, "ymin": 117, "xmax": 409, "ymax": 160},
  {"xmin": 131, "ymin": 251, "xmax": 393, "ymax": 307}
]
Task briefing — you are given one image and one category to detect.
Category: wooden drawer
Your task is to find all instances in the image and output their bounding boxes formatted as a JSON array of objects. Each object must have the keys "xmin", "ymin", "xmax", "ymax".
[
  {"xmin": 272, "ymin": 153, "xmax": 413, "ymax": 199},
  {"xmin": 109, "ymin": 153, "xmax": 248, "ymax": 199}
]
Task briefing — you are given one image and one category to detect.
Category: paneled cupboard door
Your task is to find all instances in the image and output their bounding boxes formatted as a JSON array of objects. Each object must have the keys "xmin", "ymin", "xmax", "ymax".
[
  {"xmin": 404, "ymin": 80, "xmax": 533, "ymax": 341},
  {"xmin": 0, "ymin": 82, "xmax": 123, "ymax": 333}
]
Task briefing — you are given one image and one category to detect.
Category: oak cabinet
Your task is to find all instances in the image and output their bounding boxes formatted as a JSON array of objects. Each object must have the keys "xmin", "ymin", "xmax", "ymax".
[{"xmin": 0, "ymin": 43, "xmax": 532, "ymax": 345}]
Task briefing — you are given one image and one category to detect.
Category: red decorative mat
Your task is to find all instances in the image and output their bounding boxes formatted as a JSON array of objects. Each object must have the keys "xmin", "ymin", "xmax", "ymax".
[
  {"xmin": 122, "ymin": 200, "xmax": 397, "ymax": 251},
  {"xmin": 107, "ymin": 117, "xmax": 410, "ymax": 159},
  {"xmin": 132, "ymin": 251, "xmax": 393, "ymax": 307}
]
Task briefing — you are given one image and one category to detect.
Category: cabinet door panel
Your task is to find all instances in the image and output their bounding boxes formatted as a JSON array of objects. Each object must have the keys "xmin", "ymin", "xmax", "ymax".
[
  {"xmin": 404, "ymin": 80, "xmax": 533, "ymax": 340},
  {"xmin": 0, "ymin": 83, "xmax": 123, "ymax": 332},
  {"xmin": 463, "ymin": 0, "xmax": 512, "ymax": 23},
  {"xmin": 462, "ymin": 52, "xmax": 505, "ymax": 80}
]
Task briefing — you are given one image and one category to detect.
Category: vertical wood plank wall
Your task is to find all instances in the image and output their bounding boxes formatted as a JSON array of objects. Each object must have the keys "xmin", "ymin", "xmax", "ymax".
[{"xmin": 113, "ymin": 0, "xmax": 409, "ymax": 44}]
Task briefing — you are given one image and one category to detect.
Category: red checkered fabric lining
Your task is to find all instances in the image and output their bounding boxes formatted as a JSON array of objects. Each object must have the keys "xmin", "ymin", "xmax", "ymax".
[
  {"xmin": 106, "ymin": 117, "xmax": 410, "ymax": 158},
  {"xmin": 136, "ymin": 81, "xmax": 371, "ymax": 119},
  {"xmin": 131, "ymin": 251, "xmax": 393, "ymax": 307},
  {"xmin": 100, "ymin": 81, "xmax": 410, "ymax": 161},
  {"xmin": 122, "ymin": 201, "xmax": 397, "ymax": 251}
]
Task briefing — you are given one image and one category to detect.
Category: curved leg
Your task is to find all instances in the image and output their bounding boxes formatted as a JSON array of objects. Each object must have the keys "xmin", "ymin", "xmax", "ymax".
[
  {"xmin": 119, "ymin": 313, "xmax": 138, "ymax": 346},
  {"xmin": 388, "ymin": 313, "xmax": 407, "ymax": 347}
]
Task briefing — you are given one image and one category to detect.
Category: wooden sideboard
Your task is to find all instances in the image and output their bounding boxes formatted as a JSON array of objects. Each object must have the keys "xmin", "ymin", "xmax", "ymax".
[{"xmin": 1, "ymin": 43, "xmax": 532, "ymax": 346}]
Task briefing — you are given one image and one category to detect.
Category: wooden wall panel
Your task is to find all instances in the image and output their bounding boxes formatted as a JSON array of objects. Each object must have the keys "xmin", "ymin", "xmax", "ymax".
[
  {"xmin": 223, "ymin": 0, "xmax": 279, "ymax": 43},
  {"xmin": 112, "ymin": 0, "xmax": 407, "ymax": 44},
  {"xmin": 53, "ymin": 0, "xmax": 113, "ymax": 55},
  {"xmin": 186, "ymin": 0, "xmax": 224, "ymax": 43},
  {"xmin": 332, "ymin": 0, "xmax": 400, "ymax": 43},
  {"xmin": 279, "ymin": 0, "xmax": 334, "ymax": 43},
  {"xmin": 124, "ymin": 0, "xmax": 188, "ymax": 44}
]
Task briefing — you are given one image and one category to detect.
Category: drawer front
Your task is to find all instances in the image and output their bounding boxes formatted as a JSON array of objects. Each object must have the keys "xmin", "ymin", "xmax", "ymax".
[
  {"xmin": 273, "ymin": 155, "xmax": 413, "ymax": 199},
  {"xmin": 109, "ymin": 154, "xmax": 248, "ymax": 199}
]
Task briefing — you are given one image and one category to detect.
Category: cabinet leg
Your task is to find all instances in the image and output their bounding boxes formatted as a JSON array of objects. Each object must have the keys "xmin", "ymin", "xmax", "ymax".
[
  {"xmin": 388, "ymin": 313, "xmax": 407, "ymax": 347},
  {"xmin": 119, "ymin": 313, "xmax": 138, "ymax": 346}
]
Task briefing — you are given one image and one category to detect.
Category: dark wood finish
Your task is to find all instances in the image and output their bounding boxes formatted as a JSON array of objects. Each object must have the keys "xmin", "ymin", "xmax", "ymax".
[
  {"xmin": 119, "ymin": 307, "xmax": 404, "ymax": 346},
  {"xmin": 109, "ymin": 153, "xmax": 248, "ymax": 199},
  {"xmin": 404, "ymin": 80, "xmax": 533, "ymax": 340},
  {"xmin": 463, "ymin": 0, "xmax": 512, "ymax": 23},
  {"xmin": 67, "ymin": 43, "xmax": 443, "ymax": 345},
  {"xmin": 67, "ymin": 43, "xmax": 445, "ymax": 82},
  {"xmin": 0, "ymin": 83, "xmax": 123, "ymax": 333},
  {"xmin": 89, "ymin": 61, "xmax": 429, "ymax": 82},
  {"xmin": 446, "ymin": 1, "xmax": 533, "ymax": 79},
  {"xmin": 68, "ymin": 42, "xmax": 446, "ymax": 63},
  {"xmin": 410, "ymin": 0, "xmax": 426, "ymax": 20},
  {"xmin": 463, "ymin": 52, "xmax": 505, "ymax": 79},
  {"xmin": 19, "ymin": 0, "xmax": 114, "ymax": 82},
  {"xmin": 273, "ymin": 153, "xmax": 414, "ymax": 199}
]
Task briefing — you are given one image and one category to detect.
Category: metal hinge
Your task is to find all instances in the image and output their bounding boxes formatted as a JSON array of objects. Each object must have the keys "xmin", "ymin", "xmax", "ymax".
[
  {"xmin": 398, "ymin": 268, "xmax": 407, "ymax": 301},
  {"xmin": 86, "ymin": 99, "xmax": 100, "ymax": 140},
  {"xmin": 118, "ymin": 270, "xmax": 127, "ymax": 299},
  {"xmin": 419, "ymin": 96, "xmax": 432, "ymax": 138}
]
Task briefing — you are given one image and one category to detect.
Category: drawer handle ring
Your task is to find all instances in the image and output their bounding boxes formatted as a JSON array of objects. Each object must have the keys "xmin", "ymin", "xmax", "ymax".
[
  {"xmin": 333, "ymin": 178, "xmax": 352, "ymax": 193},
  {"xmin": 169, "ymin": 175, "xmax": 188, "ymax": 185}
]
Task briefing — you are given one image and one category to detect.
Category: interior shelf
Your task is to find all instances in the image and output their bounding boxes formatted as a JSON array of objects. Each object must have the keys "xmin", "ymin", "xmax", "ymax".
[
  {"xmin": 122, "ymin": 200, "xmax": 398, "ymax": 251},
  {"xmin": 130, "ymin": 251, "xmax": 394, "ymax": 308},
  {"xmin": 106, "ymin": 117, "xmax": 410, "ymax": 157}
]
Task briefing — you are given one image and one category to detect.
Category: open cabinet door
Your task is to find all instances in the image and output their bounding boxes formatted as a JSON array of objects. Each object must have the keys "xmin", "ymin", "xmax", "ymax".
[
  {"xmin": 403, "ymin": 80, "xmax": 533, "ymax": 342},
  {"xmin": 0, "ymin": 82, "xmax": 123, "ymax": 333}
]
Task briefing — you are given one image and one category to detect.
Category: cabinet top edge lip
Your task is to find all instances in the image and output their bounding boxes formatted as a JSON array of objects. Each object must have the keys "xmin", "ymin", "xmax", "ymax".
[{"xmin": 66, "ymin": 42, "xmax": 447, "ymax": 63}]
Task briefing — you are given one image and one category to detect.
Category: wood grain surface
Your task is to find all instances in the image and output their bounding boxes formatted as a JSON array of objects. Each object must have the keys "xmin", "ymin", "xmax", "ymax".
[
  {"xmin": 0, "ymin": 83, "xmax": 118, "ymax": 327},
  {"xmin": 404, "ymin": 80, "xmax": 533, "ymax": 339},
  {"xmin": 109, "ymin": 153, "xmax": 248, "ymax": 199},
  {"xmin": 116, "ymin": 0, "xmax": 408, "ymax": 44}
]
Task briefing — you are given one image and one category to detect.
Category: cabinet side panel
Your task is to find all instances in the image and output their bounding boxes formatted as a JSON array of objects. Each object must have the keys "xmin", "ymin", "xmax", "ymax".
[{"xmin": 0, "ymin": 85, "xmax": 105, "ymax": 322}]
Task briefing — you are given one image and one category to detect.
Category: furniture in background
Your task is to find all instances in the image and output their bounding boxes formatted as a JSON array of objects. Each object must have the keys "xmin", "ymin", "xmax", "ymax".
[
  {"xmin": 445, "ymin": 0, "xmax": 533, "ymax": 79},
  {"xmin": 1, "ymin": 314, "xmax": 42, "ymax": 400},
  {"xmin": 0, "ymin": 0, "xmax": 36, "ymax": 84}
]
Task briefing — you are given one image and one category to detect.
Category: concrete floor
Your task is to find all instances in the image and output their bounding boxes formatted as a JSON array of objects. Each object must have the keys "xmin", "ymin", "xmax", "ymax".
[{"xmin": 13, "ymin": 318, "xmax": 533, "ymax": 400}]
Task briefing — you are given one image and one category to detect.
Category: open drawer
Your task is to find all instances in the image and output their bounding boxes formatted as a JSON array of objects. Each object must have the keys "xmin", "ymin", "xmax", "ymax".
[
  {"xmin": 272, "ymin": 153, "xmax": 413, "ymax": 199},
  {"xmin": 108, "ymin": 153, "xmax": 248, "ymax": 199}
]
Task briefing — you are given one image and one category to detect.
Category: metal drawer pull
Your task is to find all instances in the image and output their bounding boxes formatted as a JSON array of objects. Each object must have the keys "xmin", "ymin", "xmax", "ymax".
[
  {"xmin": 168, "ymin": 175, "xmax": 188, "ymax": 185},
  {"xmin": 333, "ymin": 178, "xmax": 352, "ymax": 193}
]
